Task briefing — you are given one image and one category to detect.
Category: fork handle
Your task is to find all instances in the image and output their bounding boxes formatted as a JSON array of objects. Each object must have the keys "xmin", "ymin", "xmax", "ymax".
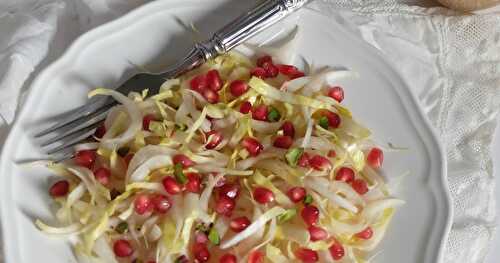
[{"xmin": 167, "ymin": 0, "xmax": 308, "ymax": 77}]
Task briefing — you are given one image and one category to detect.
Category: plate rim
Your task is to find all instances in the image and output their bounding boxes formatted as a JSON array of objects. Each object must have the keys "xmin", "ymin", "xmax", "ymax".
[{"xmin": 0, "ymin": 1, "xmax": 453, "ymax": 262}]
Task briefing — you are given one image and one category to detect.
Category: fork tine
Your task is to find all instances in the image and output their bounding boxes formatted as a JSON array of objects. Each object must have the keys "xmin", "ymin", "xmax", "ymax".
[
  {"xmin": 35, "ymin": 98, "xmax": 116, "ymax": 138},
  {"xmin": 45, "ymin": 126, "xmax": 97, "ymax": 156}
]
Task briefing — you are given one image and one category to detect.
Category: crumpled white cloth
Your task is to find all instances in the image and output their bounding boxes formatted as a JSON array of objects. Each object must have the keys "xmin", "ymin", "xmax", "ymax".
[{"xmin": 0, "ymin": 0, "xmax": 499, "ymax": 262}]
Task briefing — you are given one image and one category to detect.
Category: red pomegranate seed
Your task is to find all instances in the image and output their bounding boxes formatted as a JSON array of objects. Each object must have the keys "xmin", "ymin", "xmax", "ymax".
[
  {"xmin": 205, "ymin": 130, "xmax": 223, "ymax": 149},
  {"xmin": 215, "ymin": 196, "xmax": 235, "ymax": 216},
  {"xmin": 229, "ymin": 80, "xmax": 249, "ymax": 97},
  {"xmin": 185, "ymin": 173, "xmax": 201, "ymax": 193},
  {"xmin": 151, "ymin": 194, "xmax": 171, "ymax": 213},
  {"xmin": 295, "ymin": 248, "xmax": 319, "ymax": 263},
  {"xmin": 134, "ymin": 194, "xmax": 152, "ymax": 215},
  {"xmin": 335, "ymin": 167, "xmax": 355, "ymax": 183},
  {"xmin": 239, "ymin": 101, "xmax": 252, "ymax": 114},
  {"xmin": 280, "ymin": 121, "xmax": 295, "ymax": 138},
  {"xmin": 124, "ymin": 153, "xmax": 134, "ymax": 166},
  {"xmin": 162, "ymin": 176, "xmax": 182, "ymax": 195},
  {"xmin": 142, "ymin": 114, "xmax": 156, "ymax": 131},
  {"xmin": 251, "ymin": 67, "xmax": 267, "ymax": 79},
  {"xmin": 256, "ymin": 55, "xmax": 272, "ymax": 67},
  {"xmin": 298, "ymin": 152, "xmax": 311, "ymax": 167},
  {"xmin": 352, "ymin": 179, "xmax": 369, "ymax": 195},
  {"xmin": 241, "ymin": 137, "xmax": 264, "ymax": 157},
  {"xmin": 219, "ymin": 253, "xmax": 237, "ymax": 263},
  {"xmin": 49, "ymin": 180, "xmax": 69, "ymax": 197},
  {"xmin": 327, "ymin": 150, "xmax": 336, "ymax": 158},
  {"xmin": 113, "ymin": 239, "xmax": 133, "ymax": 257},
  {"xmin": 202, "ymin": 88, "xmax": 219, "ymax": 104},
  {"xmin": 262, "ymin": 62, "xmax": 279, "ymax": 78},
  {"xmin": 273, "ymin": 135, "xmax": 293, "ymax": 149},
  {"xmin": 276, "ymin": 64, "xmax": 302, "ymax": 76},
  {"xmin": 219, "ymin": 183, "xmax": 240, "ymax": 199},
  {"xmin": 287, "ymin": 187, "xmax": 306, "ymax": 203},
  {"xmin": 323, "ymin": 111, "xmax": 341, "ymax": 128},
  {"xmin": 355, "ymin": 227, "xmax": 373, "ymax": 239},
  {"xmin": 74, "ymin": 150, "xmax": 96, "ymax": 168},
  {"xmin": 309, "ymin": 155, "xmax": 332, "ymax": 171},
  {"xmin": 253, "ymin": 187, "xmax": 275, "ymax": 204},
  {"xmin": 94, "ymin": 124, "xmax": 106, "ymax": 138},
  {"xmin": 94, "ymin": 167, "xmax": 111, "ymax": 186},
  {"xmin": 190, "ymin": 75, "xmax": 208, "ymax": 93},
  {"xmin": 327, "ymin": 86, "xmax": 345, "ymax": 103},
  {"xmin": 193, "ymin": 243, "xmax": 210, "ymax": 262},
  {"xmin": 248, "ymin": 250, "xmax": 264, "ymax": 263},
  {"xmin": 290, "ymin": 71, "xmax": 305, "ymax": 79},
  {"xmin": 173, "ymin": 154, "xmax": 195, "ymax": 168},
  {"xmin": 308, "ymin": 226, "xmax": 328, "ymax": 241},
  {"xmin": 252, "ymin": 105, "xmax": 268, "ymax": 121},
  {"xmin": 301, "ymin": 205, "xmax": 319, "ymax": 226},
  {"xmin": 206, "ymin": 69, "xmax": 222, "ymax": 91},
  {"xmin": 230, "ymin": 216, "xmax": 251, "ymax": 232},
  {"xmin": 195, "ymin": 232, "xmax": 208, "ymax": 244},
  {"xmin": 367, "ymin": 147, "xmax": 384, "ymax": 168},
  {"xmin": 329, "ymin": 242, "xmax": 345, "ymax": 260}
]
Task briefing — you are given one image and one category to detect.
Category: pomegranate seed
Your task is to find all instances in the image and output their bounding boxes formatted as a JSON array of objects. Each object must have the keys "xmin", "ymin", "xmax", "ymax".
[
  {"xmin": 287, "ymin": 187, "xmax": 306, "ymax": 203},
  {"xmin": 219, "ymin": 253, "xmax": 237, "ymax": 263},
  {"xmin": 251, "ymin": 67, "xmax": 267, "ymax": 79},
  {"xmin": 248, "ymin": 250, "xmax": 264, "ymax": 263},
  {"xmin": 162, "ymin": 176, "xmax": 182, "ymax": 195},
  {"xmin": 352, "ymin": 179, "xmax": 369, "ymax": 195},
  {"xmin": 185, "ymin": 173, "xmax": 201, "ymax": 193},
  {"xmin": 241, "ymin": 137, "xmax": 264, "ymax": 157},
  {"xmin": 206, "ymin": 69, "xmax": 222, "ymax": 91},
  {"xmin": 256, "ymin": 55, "xmax": 272, "ymax": 67},
  {"xmin": 215, "ymin": 196, "xmax": 235, "ymax": 216},
  {"xmin": 298, "ymin": 152, "xmax": 311, "ymax": 167},
  {"xmin": 367, "ymin": 147, "xmax": 384, "ymax": 168},
  {"xmin": 190, "ymin": 75, "xmax": 208, "ymax": 93},
  {"xmin": 327, "ymin": 150, "xmax": 336, "ymax": 158},
  {"xmin": 124, "ymin": 153, "xmax": 134, "ymax": 166},
  {"xmin": 151, "ymin": 194, "xmax": 171, "ymax": 213},
  {"xmin": 74, "ymin": 150, "xmax": 96, "ymax": 168},
  {"xmin": 309, "ymin": 155, "xmax": 332, "ymax": 171},
  {"xmin": 290, "ymin": 71, "xmax": 306, "ymax": 79},
  {"xmin": 134, "ymin": 194, "xmax": 152, "ymax": 215},
  {"xmin": 295, "ymin": 248, "xmax": 319, "ymax": 263},
  {"xmin": 205, "ymin": 130, "xmax": 223, "ymax": 149},
  {"xmin": 94, "ymin": 167, "xmax": 111, "ymax": 186},
  {"xmin": 143, "ymin": 114, "xmax": 156, "ymax": 131},
  {"xmin": 262, "ymin": 62, "xmax": 279, "ymax": 78},
  {"xmin": 323, "ymin": 111, "xmax": 341, "ymax": 128},
  {"xmin": 301, "ymin": 205, "xmax": 320, "ymax": 226},
  {"xmin": 280, "ymin": 121, "xmax": 295, "ymax": 138},
  {"xmin": 308, "ymin": 226, "xmax": 328, "ymax": 241},
  {"xmin": 239, "ymin": 101, "xmax": 252, "ymax": 114},
  {"xmin": 252, "ymin": 105, "xmax": 268, "ymax": 121},
  {"xmin": 202, "ymin": 88, "xmax": 219, "ymax": 104},
  {"xmin": 94, "ymin": 124, "xmax": 106, "ymax": 138},
  {"xmin": 219, "ymin": 183, "xmax": 240, "ymax": 199},
  {"xmin": 253, "ymin": 187, "xmax": 275, "ymax": 204},
  {"xmin": 355, "ymin": 227, "xmax": 373, "ymax": 239},
  {"xmin": 193, "ymin": 243, "xmax": 210, "ymax": 262},
  {"xmin": 276, "ymin": 64, "xmax": 302, "ymax": 76},
  {"xmin": 329, "ymin": 242, "xmax": 345, "ymax": 260},
  {"xmin": 273, "ymin": 135, "xmax": 293, "ymax": 149},
  {"xmin": 49, "ymin": 180, "xmax": 69, "ymax": 197},
  {"xmin": 113, "ymin": 239, "xmax": 133, "ymax": 257},
  {"xmin": 230, "ymin": 216, "xmax": 251, "ymax": 232},
  {"xmin": 173, "ymin": 154, "xmax": 195, "ymax": 168},
  {"xmin": 327, "ymin": 86, "xmax": 344, "ymax": 103},
  {"xmin": 335, "ymin": 167, "xmax": 355, "ymax": 183},
  {"xmin": 229, "ymin": 80, "xmax": 249, "ymax": 97},
  {"xmin": 195, "ymin": 232, "xmax": 208, "ymax": 244}
]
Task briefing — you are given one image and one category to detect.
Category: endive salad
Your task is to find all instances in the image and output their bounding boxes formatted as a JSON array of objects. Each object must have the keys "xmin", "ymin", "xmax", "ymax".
[{"xmin": 38, "ymin": 49, "xmax": 404, "ymax": 263}]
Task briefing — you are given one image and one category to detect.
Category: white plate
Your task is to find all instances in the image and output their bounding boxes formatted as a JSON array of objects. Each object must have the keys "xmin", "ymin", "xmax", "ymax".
[{"xmin": 0, "ymin": 1, "xmax": 452, "ymax": 262}]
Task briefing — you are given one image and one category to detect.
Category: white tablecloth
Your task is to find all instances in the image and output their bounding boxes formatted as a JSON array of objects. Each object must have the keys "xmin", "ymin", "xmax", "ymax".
[{"xmin": 0, "ymin": 0, "xmax": 499, "ymax": 262}]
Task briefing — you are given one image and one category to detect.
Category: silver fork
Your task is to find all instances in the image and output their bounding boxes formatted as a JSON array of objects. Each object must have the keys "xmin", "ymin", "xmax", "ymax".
[{"xmin": 35, "ymin": 0, "xmax": 309, "ymax": 161}]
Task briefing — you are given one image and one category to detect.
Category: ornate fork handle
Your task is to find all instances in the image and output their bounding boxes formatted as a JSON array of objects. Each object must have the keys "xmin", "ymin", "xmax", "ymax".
[{"xmin": 163, "ymin": 0, "xmax": 308, "ymax": 77}]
